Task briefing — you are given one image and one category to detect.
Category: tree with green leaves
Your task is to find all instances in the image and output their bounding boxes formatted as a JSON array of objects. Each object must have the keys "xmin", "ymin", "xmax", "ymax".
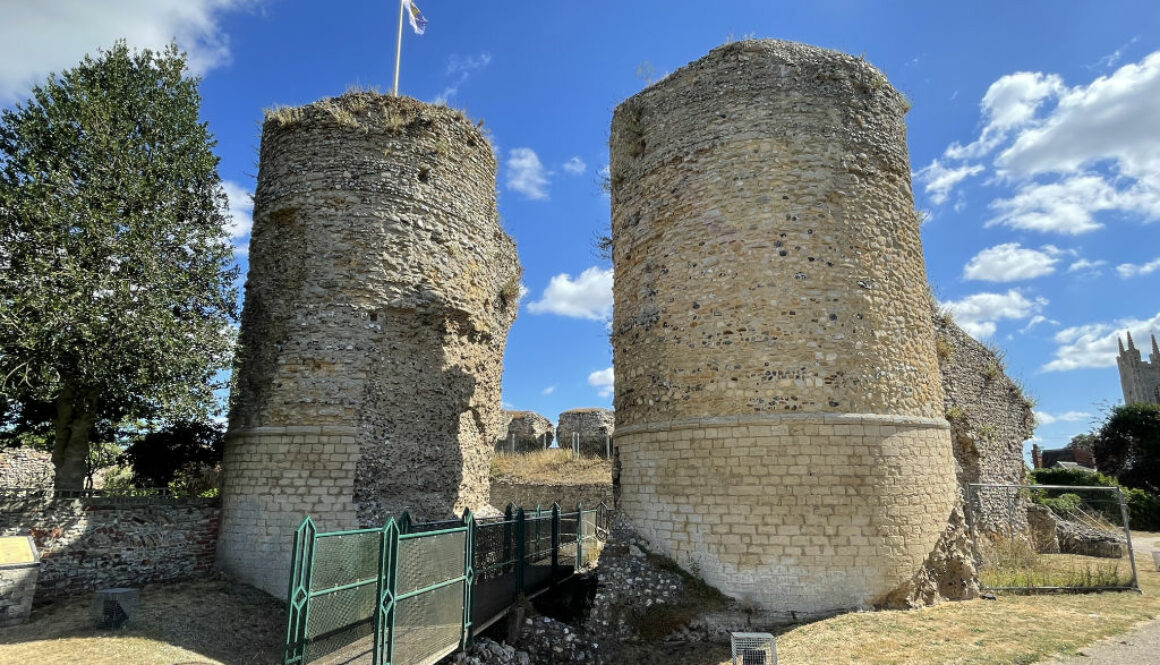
[
  {"xmin": 0, "ymin": 42, "xmax": 237, "ymax": 490},
  {"xmin": 1092, "ymin": 403, "xmax": 1160, "ymax": 494},
  {"xmin": 1066, "ymin": 432, "xmax": 1096, "ymax": 451}
]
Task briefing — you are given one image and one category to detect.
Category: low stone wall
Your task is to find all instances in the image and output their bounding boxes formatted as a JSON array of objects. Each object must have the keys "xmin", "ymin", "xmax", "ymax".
[
  {"xmin": 0, "ymin": 495, "xmax": 220, "ymax": 599},
  {"xmin": 0, "ymin": 448, "xmax": 54, "ymax": 489},
  {"xmin": 0, "ymin": 561, "xmax": 37, "ymax": 627},
  {"xmin": 489, "ymin": 479, "xmax": 612, "ymax": 512}
]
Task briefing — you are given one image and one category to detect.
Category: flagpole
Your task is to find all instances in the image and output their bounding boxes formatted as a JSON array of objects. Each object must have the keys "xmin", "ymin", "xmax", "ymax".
[{"xmin": 392, "ymin": 0, "xmax": 405, "ymax": 96}]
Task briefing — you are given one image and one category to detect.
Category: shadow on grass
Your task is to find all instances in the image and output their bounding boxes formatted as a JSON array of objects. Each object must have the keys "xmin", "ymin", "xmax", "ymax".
[{"xmin": 0, "ymin": 576, "xmax": 284, "ymax": 665}]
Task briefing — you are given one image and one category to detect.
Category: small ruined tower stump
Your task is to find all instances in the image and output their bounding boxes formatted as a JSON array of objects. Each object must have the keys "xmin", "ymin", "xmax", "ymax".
[
  {"xmin": 217, "ymin": 93, "xmax": 520, "ymax": 597},
  {"xmin": 610, "ymin": 41, "xmax": 957, "ymax": 615}
]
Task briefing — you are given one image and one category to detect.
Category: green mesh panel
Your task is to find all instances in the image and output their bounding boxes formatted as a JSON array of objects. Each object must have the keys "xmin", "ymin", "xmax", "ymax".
[
  {"xmin": 311, "ymin": 531, "xmax": 381, "ymax": 592},
  {"xmin": 397, "ymin": 531, "xmax": 466, "ymax": 596},
  {"xmin": 392, "ymin": 581, "xmax": 465, "ymax": 665},
  {"xmin": 304, "ymin": 582, "xmax": 376, "ymax": 664}
]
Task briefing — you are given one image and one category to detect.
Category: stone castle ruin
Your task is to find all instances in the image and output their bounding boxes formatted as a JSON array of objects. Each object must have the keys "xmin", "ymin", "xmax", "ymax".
[
  {"xmin": 217, "ymin": 93, "xmax": 519, "ymax": 596},
  {"xmin": 557, "ymin": 408, "xmax": 615, "ymax": 458},
  {"xmin": 609, "ymin": 41, "xmax": 962, "ymax": 615},
  {"xmin": 211, "ymin": 39, "xmax": 1035, "ymax": 613},
  {"xmin": 497, "ymin": 410, "xmax": 555, "ymax": 452}
]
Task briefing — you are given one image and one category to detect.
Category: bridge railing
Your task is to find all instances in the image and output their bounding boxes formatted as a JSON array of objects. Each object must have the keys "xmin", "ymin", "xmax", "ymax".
[{"xmin": 283, "ymin": 502, "xmax": 609, "ymax": 665}]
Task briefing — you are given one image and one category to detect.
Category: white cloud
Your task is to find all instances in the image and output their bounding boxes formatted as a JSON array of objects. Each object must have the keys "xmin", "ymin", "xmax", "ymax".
[
  {"xmin": 527, "ymin": 267, "xmax": 613, "ymax": 320},
  {"xmin": 0, "ymin": 0, "xmax": 257, "ymax": 101},
  {"xmin": 985, "ymin": 174, "xmax": 1141, "ymax": 235},
  {"xmin": 1019, "ymin": 314, "xmax": 1058, "ymax": 334},
  {"xmin": 222, "ymin": 180, "xmax": 253, "ymax": 240},
  {"xmin": 997, "ymin": 52, "xmax": 1160, "ymax": 182},
  {"xmin": 1034, "ymin": 410, "xmax": 1092, "ymax": 426},
  {"xmin": 944, "ymin": 72, "xmax": 1064, "ymax": 161},
  {"xmin": 930, "ymin": 51, "xmax": 1160, "ymax": 236},
  {"xmin": 433, "ymin": 52, "xmax": 491, "ymax": 105},
  {"xmin": 541, "ymin": 385, "xmax": 556, "ymax": 396},
  {"xmin": 940, "ymin": 290, "xmax": 1047, "ymax": 339},
  {"xmin": 962, "ymin": 243, "xmax": 1063, "ymax": 282},
  {"xmin": 588, "ymin": 367, "xmax": 614, "ymax": 398},
  {"xmin": 1067, "ymin": 258, "xmax": 1107, "ymax": 275},
  {"xmin": 1116, "ymin": 257, "xmax": 1160, "ymax": 278},
  {"xmin": 914, "ymin": 160, "xmax": 983, "ymax": 205},
  {"xmin": 505, "ymin": 147, "xmax": 551, "ymax": 200},
  {"xmin": 1042, "ymin": 311, "xmax": 1160, "ymax": 371},
  {"xmin": 1096, "ymin": 36, "xmax": 1139, "ymax": 69},
  {"xmin": 562, "ymin": 157, "xmax": 586, "ymax": 175}
]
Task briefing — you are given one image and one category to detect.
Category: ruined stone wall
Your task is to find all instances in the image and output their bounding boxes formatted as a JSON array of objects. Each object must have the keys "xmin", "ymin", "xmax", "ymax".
[
  {"xmin": 556, "ymin": 408, "xmax": 615, "ymax": 458},
  {"xmin": 496, "ymin": 411, "xmax": 554, "ymax": 453},
  {"xmin": 0, "ymin": 495, "xmax": 219, "ymax": 599},
  {"xmin": 610, "ymin": 40, "xmax": 957, "ymax": 614},
  {"xmin": 0, "ymin": 448, "xmax": 53, "ymax": 489},
  {"xmin": 488, "ymin": 479, "xmax": 612, "ymax": 513},
  {"xmin": 219, "ymin": 93, "xmax": 519, "ymax": 597},
  {"xmin": 936, "ymin": 310, "xmax": 1035, "ymax": 531}
]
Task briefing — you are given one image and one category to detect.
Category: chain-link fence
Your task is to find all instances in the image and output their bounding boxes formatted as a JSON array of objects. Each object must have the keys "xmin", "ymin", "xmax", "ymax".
[
  {"xmin": 283, "ymin": 502, "xmax": 609, "ymax": 665},
  {"xmin": 967, "ymin": 483, "xmax": 1140, "ymax": 593}
]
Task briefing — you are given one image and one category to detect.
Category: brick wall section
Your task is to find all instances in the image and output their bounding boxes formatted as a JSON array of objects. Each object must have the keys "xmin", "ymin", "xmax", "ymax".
[
  {"xmin": 217, "ymin": 426, "xmax": 359, "ymax": 596},
  {"xmin": 610, "ymin": 41, "xmax": 958, "ymax": 614},
  {"xmin": 489, "ymin": 480, "xmax": 612, "ymax": 512},
  {"xmin": 219, "ymin": 94, "xmax": 519, "ymax": 598},
  {"xmin": 0, "ymin": 496, "xmax": 219, "ymax": 600},
  {"xmin": 0, "ymin": 448, "xmax": 53, "ymax": 489},
  {"xmin": 556, "ymin": 409, "xmax": 615, "ymax": 458}
]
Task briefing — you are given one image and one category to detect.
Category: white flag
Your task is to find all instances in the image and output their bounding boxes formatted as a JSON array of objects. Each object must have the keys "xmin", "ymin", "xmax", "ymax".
[{"xmin": 403, "ymin": 0, "xmax": 427, "ymax": 35}]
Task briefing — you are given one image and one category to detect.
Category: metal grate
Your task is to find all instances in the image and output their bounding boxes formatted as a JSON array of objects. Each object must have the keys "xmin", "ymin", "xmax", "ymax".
[
  {"xmin": 393, "ymin": 580, "xmax": 465, "ymax": 665},
  {"xmin": 397, "ymin": 530, "xmax": 466, "ymax": 595},
  {"xmin": 311, "ymin": 532, "xmax": 380, "ymax": 591},
  {"xmin": 283, "ymin": 503, "xmax": 609, "ymax": 665},
  {"xmin": 731, "ymin": 632, "xmax": 777, "ymax": 665}
]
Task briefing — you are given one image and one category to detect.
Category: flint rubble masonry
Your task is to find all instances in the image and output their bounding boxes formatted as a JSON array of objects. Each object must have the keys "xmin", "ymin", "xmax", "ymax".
[
  {"xmin": 218, "ymin": 93, "xmax": 520, "ymax": 597},
  {"xmin": 557, "ymin": 408, "xmax": 615, "ymax": 458}
]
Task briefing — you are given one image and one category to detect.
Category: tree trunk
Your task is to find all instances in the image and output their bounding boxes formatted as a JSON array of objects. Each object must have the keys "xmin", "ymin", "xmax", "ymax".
[{"xmin": 52, "ymin": 384, "xmax": 97, "ymax": 492}]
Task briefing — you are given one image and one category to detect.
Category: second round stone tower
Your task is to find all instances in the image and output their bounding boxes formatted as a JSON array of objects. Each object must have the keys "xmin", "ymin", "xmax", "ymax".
[
  {"xmin": 218, "ymin": 93, "xmax": 520, "ymax": 596},
  {"xmin": 610, "ymin": 41, "xmax": 957, "ymax": 614}
]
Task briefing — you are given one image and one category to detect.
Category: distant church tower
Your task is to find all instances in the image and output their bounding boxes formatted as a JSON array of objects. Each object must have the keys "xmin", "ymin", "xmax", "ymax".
[{"xmin": 1116, "ymin": 331, "xmax": 1160, "ymax": 406}]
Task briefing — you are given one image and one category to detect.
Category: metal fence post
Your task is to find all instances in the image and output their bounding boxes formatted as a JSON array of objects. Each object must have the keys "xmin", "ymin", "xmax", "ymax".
[
  {"xmin": 515, "ymin": 507, "xmax": 526, "ymax": 597},
  {"xmin": 283, "ymin": 517, "xmax": 316, "ymax": 665},
  {"xmin": 374, "ymin": 518, "xmax": 400, "ymax": 665},
  {"xmin": 1116, "ymin": 486, "xmax": 1141, "ymax": 592},
  {"xmin": 398, "ymin": 510, "xmax": 412, "ymax": 535},
  {"xmin": 502, "ymin": 503, "xmax": 514, "ymax": 574},
  {"xmin": 575, "ymin": 502, "xmax": 584, "ymax": 570},
  {"xmin": 461, "ymin": 510, "xmax": 476, "ymax": 649},
  {"xmin": 550, "ymin": 503, "xmax": 560, "ymax": 584}
]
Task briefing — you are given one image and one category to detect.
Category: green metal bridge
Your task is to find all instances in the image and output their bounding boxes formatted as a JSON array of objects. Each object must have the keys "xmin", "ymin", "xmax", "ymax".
[{"xmin": 282, "ymin": 502, "xmax": 609, "ymax": 665}]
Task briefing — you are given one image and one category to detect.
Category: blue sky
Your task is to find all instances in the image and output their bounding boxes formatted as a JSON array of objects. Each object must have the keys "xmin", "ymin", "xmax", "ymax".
[{"xmin": 3, "ymin": 1, "xmax": 1159, "ymax": 457}]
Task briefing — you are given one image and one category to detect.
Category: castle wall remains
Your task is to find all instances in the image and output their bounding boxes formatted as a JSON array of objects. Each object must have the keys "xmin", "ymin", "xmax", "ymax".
[
  {"xmin": 609, "ymin": 40, "xmax": 958, "ymax": 615},
  {"xmin": 557, "ymin": 408, "xmax": 615, "ymax": 458},
  {"xmin": 497, "ymin": 411, "xmax": 554, "ymax": 453},
  {"xmin": 218, "ymin": 93, "xmax": 519, "ymax": 597}
]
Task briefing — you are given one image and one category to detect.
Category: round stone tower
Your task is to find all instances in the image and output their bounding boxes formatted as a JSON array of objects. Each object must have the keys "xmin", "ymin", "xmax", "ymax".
[
  {"xmin": 218, "ymin": 93, "xmax": 520, "ymax": 596},
  {"xmin": 609, "ymin": 41, "xmax": 957, "ymax": 615}
]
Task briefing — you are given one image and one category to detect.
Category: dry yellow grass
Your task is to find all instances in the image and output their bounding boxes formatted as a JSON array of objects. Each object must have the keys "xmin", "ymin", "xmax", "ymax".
[
  {"xmin": 0, "ymin": 577, "xmax": 283, "ymax": 665},
  {"xmin": 624, "ymin": 533, "xmax": 1160, "ymax": 665},
  {"xmin": 490, "ymin": 448, "xmax": 612, "ymax": 486}
]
